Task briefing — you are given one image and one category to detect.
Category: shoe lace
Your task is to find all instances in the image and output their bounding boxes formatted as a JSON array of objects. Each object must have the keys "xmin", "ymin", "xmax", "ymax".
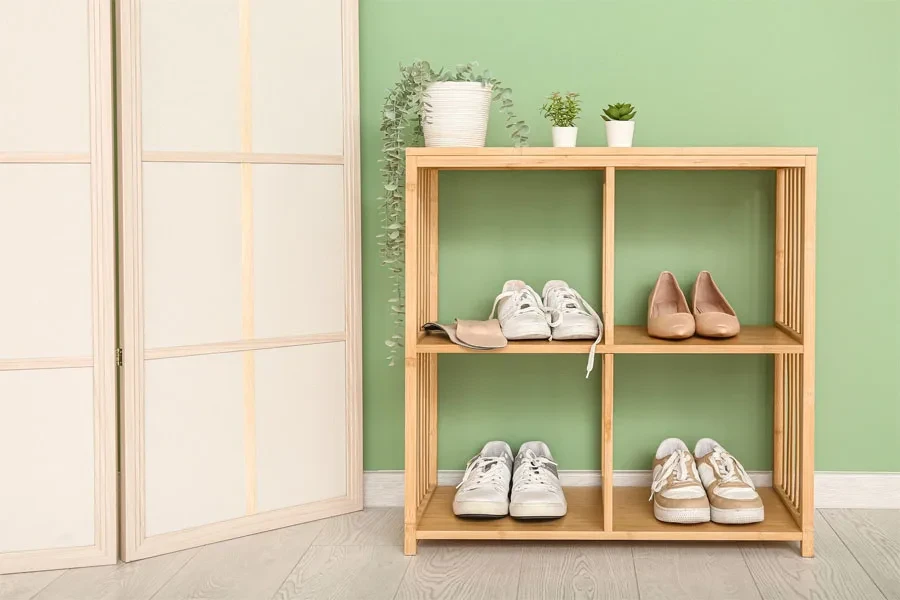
[
  {"xmin": 710, "ymin": 446, "xmax": 755, "ymax": 488},
  {"xmin": 488, "ymin": 285, "xmax": 556, "ymax": 327},
  {"xmin": 512, "ymin": 450, "xmax": 560, "ymax": 492},
  {"xmin": 544, "ymin": 285, "xmax": 604, "ymax": 379},
  {"xmin": 457, "ymin": 455, "xmax": 508, "ymax": 494},
  {"xmin": 649, "ymin": 450, "xmax": 693, "ymax": 500}
]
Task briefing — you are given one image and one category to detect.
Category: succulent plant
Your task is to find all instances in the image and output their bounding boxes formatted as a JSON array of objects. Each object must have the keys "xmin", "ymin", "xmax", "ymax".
[
  {"xmin": 539, "ymin": 92, "xmax": 581, "ymax": 128},
  {"xmin": 602, "ymin": 102, "xmax": 637, "ymax": 121}
]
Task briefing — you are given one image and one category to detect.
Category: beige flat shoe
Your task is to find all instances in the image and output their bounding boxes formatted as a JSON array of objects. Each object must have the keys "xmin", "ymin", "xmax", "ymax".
[
  {"xmin": 647, "ymin": 271, "xmax": 695, "ymax": 339},
  {"xmin": 691, "ymin": 271, "xmax": 740, "ymax": 338}
]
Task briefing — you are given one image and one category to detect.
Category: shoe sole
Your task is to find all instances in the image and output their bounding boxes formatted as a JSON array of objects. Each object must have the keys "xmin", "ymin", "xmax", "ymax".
[
  {"xmin": 509, "ymin": 502, "xmax": 567, "ymax": 519},
  {"xmin": 453, "ymin": 500, "xmax": 508, "ymax": 518},
  {"xmin": 551, "ymin": 325, "xmax": 600, "ymax": 340},
  {"xmin": 710, "ymin": 506, "xmax": 765, "ymax": 524},
  {"xmin": 502, "ymin": 324, "xmax": 551, "ymax": 340},
  {"xmin": 653, "ymin": 502, "xmax": 711, "ymax": 524}
]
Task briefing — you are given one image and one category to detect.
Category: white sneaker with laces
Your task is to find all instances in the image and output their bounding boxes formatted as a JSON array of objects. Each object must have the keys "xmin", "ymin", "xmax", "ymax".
[
  {"xmin": 489, "ymin": 280, "xmax": 552, "ymax": 340},
  {"xmin": 452, "ymin": 441, "xmax": 513, "ymax": 518},
  {"xmin": 542, "ymin": 280, "xmax": 604, "ymax": 377},
  {"xmin": 510, "ymin": 441, "xmax": 567, "ymax": 519}
]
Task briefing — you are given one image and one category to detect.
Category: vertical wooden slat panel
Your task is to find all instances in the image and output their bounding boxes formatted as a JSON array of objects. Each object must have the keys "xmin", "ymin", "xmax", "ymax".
[
  {"xmin": 785, "ymin": 354, "xmax": 795, "ymax": 502},
  {"xmin": 773, "ymin": 355, "xmax": 784, "ymax": 487},
  {"xmin": 425, "ymin": 169, "xmax": 439, "ymax": 491},
  {"xmin": 403, "ymin": 157, "xmax": 419, "ymax": 555},
  {"xmin": 774, "ymin": 169, "xmax": 785, "ymax": 325},
  {"xmin": 786, "ymin": 170, "xmax": 794, "ymax": 330}
]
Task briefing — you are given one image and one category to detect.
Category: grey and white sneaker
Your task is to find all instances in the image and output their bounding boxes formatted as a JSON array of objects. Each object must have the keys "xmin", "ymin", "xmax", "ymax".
[
  {"xmin": 452, "ymin": 441, "xmax": 513, "ymax": 518},
  {"xmin": 542, "ymin": 280, "xmax": 604, "ymax": 377},
  {"xmin": 488, "ymin": 280, "xmax": 552, "ymax": 340},
  {"xmin": 510, "ymin": 441, "xmax": 567, "ymax": 519}
]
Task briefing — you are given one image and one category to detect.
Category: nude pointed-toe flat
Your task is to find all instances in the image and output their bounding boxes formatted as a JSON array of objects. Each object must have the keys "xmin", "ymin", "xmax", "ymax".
[
  {"xmin": 647, "ymin": 271, "xmax": 695, "ymax": 339},
  {"xmin": 691, "ymin": 271, "xmax": 740, "ymax": 338}
]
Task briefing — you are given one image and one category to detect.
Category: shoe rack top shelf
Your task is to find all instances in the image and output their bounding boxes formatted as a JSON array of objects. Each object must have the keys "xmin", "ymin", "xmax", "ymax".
[
  {"xmin": 415, "ymin": 326, "xmax": 802, "ymax": 355},
  {"xmin": 406, "ymin": 146, "xmax": 817, "ymax": 170}
]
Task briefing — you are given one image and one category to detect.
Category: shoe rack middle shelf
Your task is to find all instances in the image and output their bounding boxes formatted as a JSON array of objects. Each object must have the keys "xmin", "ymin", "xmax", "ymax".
[{"xmin": 415, "ymin": 325, "xmax": 803, "ymax": 354}]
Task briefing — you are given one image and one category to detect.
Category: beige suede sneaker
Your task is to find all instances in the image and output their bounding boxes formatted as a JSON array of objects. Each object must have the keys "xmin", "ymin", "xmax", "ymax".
[
  {"xmin": 694, "ymin": 438, "xmax": 764, "ymax": 524},
  {"xmin": 649, "ymin": 438, "xmax": 710, "ymax": 524}
]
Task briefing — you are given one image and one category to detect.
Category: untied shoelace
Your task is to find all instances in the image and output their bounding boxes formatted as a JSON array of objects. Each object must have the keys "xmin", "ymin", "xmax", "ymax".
[
  {"xmin": 543, "ymin": 284, "xmax": 604, "ymax": 379},
  {"xmin": 456, "ymin": 454, "xmax": 508, "ymax": 494},
  {"xmin": 710, "ymin": 446, "xmax": 755, "ymax": 488},
  {"xmin": 649, "ymin": 449, "xmax": 693, "ymax": 500}
]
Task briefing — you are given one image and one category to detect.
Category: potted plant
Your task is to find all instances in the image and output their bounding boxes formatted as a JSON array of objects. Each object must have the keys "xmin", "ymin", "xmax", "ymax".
[
  {"xmin": 602, "ymin": 102, "xmax": 637, "ymax": 147},
  {"xmin": 379, "ymin": 61, "xmax": 529, "ymax": 364},
  {"xmin": 540, "ymin": 92, "xmax": 581, "ymax": 147}
]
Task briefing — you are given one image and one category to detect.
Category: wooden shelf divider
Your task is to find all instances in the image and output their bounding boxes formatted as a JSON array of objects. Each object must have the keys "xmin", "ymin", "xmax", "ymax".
[{"xmin": 403, "ymin": 148, "xmax": 816, "ymax": 557}]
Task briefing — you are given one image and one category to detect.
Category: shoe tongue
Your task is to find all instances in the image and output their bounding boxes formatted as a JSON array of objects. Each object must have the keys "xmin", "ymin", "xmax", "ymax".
[
  {"xmin": 502, "ymin": 279, "xmax": 527, "ymax": 293},
  {"xmin": 481, "ymin": 441, "xmax": 510, "ymax": 458},
  {"xmin": 518, "ymin": 441, "xmax": 551, "ymax": 460}
]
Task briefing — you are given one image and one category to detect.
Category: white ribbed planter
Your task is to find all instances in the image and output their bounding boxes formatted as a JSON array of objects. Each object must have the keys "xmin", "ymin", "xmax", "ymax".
[
  {"xmin": 605, "ymin": 120, "xmax": 635, "ymax": 147},
  {"xmin": 423, "ymin": 82, "xmax": 492, "ymax": 147}
]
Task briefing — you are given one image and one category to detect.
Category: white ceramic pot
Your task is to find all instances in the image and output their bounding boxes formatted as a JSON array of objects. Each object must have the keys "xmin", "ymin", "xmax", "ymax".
[
  {"xmin": 422, "ymin": 82, "xmax": 492, "ymax": 147},
  {"xmin": 605, "ymin": 120, "xmax": 635, "ymax": 147},
  {"xmin": 551, "ymin": 126, "xmax": 578, "ymax": 148}
]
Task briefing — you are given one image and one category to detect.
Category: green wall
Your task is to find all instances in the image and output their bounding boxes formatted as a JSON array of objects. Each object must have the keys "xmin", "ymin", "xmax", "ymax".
[{"xmin": 360, "ymin": 0, "xmax": 900, "ymax": 472}]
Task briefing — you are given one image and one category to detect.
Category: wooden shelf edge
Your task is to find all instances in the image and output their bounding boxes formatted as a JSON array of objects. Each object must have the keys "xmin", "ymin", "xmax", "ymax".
[
  {"xmin": 407, "ymin": 147, "xmax": 818, "ymax": 157},
  {"xmin": 414, "ymin": 326, "xmax": 803, "ymax": 355},
  {"xmin": 415, "ymin": 487, "xmax": 802, "ymax": 542}
]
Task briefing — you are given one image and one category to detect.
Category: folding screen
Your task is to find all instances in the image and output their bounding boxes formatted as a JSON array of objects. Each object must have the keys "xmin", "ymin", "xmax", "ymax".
[
  {"xmin": 117, "ymin": 0, "xmax": 362, "ymax": 560},
  {"xmin": 0, "ymin": 0, "xmax": 117, "ymax": 574}
]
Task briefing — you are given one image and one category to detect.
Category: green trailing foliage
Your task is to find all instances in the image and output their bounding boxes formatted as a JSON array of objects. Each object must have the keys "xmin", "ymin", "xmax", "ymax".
[
  {"xmin": 539, "ymin": 92, "xmax": 581, "ymax": 128},
  {"xmin": 379, "ymin": 61, "xmax": 529, "ymax": 366},
  {"xmin": 602, "ymin": 102, "xmax": 637, "ymax": 121}
]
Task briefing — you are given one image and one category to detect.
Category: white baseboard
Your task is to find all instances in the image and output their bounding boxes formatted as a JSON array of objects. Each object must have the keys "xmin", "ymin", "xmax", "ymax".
[{"xmin": 364, "ymin": 470, "xmax": 900, "ymax": 510}]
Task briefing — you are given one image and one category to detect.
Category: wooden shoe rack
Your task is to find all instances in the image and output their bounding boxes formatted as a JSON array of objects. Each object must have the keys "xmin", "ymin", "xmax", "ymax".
[{"xmin": 402, "ymin": 147, "xmax": 817, "ymax": 556}]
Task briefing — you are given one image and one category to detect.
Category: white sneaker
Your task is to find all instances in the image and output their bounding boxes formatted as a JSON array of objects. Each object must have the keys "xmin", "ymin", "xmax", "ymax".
[
  {"xmin": 488, "ymin": 280, "xmax": 552, "ymax": 340},
  {"xmin": 649, "ymin": 438, "xmax": 710, "ymax": 524},
  {"xmin": 694, "ymin": 438, "xmax": 764, "ymax": 524},
  {"xmin": 542, "ymin": 280, "xmax": 604, "ymax": 377},
  {"xmin": 452, "ymin": 441, "xmax": 513, "ymax": 518},
  {"xmin": 510, "ymin": 441, "xmax": 567, "ymax": 519}
]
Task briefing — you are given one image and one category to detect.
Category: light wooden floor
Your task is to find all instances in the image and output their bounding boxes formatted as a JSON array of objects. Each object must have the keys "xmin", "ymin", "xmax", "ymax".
[{"xmin": 2, "ymin": 508, "xmax": 897, "ymax": 600}]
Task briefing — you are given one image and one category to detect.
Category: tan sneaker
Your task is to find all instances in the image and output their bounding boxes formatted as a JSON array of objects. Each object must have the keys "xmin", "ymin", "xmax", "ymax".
[
  {"xmin": 694, "ymin": 438, "xmax": 764, "ymax": 524},
  {"xmin": 649, "ymin": 438, "xmax": 710, "ymax": 523}
]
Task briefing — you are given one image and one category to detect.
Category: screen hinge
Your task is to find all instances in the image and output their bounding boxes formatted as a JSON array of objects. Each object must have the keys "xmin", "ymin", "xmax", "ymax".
[{"xmin": 116, "ymin": 347, "xmax": 123, "ymax": 367}]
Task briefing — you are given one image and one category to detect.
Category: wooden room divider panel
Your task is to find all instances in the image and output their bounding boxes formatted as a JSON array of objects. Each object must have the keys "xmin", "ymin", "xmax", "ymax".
[
  {"xmin": 0, "ymin": 0, "xmax": 117, "ymax": 574},
  {"xmin": 117, "ymin": 0, "xmax": 361, "ymax": 561}
]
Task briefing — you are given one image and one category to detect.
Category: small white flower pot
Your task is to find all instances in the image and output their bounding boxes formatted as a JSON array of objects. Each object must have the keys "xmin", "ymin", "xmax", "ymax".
[
  {"xmin": 605, "ymin": 120, "xmax": 635, "ymax": 147},
  {"xmin": 551, "ymin": 126, "xmax": 578, "ymax": 148}
]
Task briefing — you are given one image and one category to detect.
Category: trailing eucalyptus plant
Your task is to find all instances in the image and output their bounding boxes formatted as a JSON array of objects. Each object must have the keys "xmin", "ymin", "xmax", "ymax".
[{"xmin": 379, "ymin": 61, "xmax": 529, "ymax": 365}]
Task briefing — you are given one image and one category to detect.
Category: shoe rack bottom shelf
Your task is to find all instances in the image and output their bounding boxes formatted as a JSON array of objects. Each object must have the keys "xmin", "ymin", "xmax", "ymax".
[{"xmin": 416, "ymin": 487, "xmax": 802, "ymax": 542}]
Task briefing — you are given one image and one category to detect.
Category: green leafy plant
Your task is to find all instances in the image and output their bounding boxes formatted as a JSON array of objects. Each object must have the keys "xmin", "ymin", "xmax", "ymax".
[
  {"xmin": 602, "ymin": 102, "xmax": 637, "ymax": 121},
  {"xmin": 379, "ymin": 61, "xmax": 529, "ymax": 365},
  {"xmin": 539, "ymin": 92, "xmax": 581, "ymax": 127}
]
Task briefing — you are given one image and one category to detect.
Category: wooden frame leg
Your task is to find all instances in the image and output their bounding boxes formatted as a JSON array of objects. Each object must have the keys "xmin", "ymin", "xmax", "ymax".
[{"xmin": 403, "ymin": 354, "xmax": 419, "ymax": 556}]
